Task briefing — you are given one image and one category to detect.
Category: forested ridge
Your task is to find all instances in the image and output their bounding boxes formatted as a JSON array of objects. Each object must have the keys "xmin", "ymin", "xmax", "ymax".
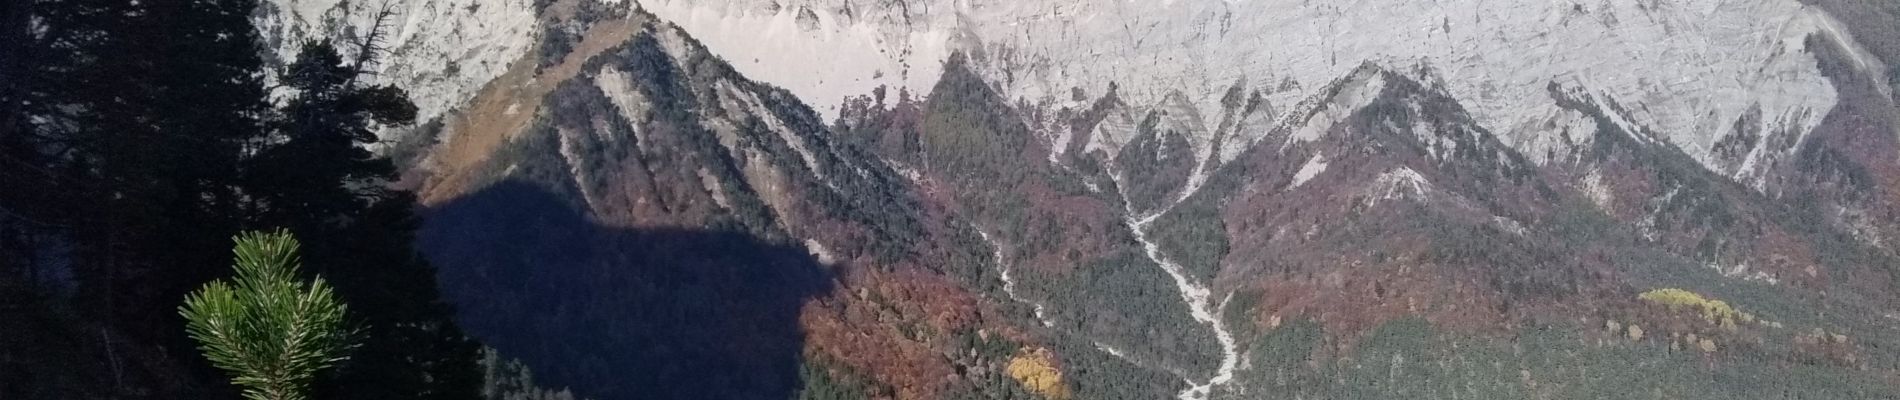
[
  {"xmin": 0, "ymin": 1, "xmax": 481, "ymax": 398},
  {"xmin": 11, "ymin": 0, "xmax": 1900, "ymax": 399}
]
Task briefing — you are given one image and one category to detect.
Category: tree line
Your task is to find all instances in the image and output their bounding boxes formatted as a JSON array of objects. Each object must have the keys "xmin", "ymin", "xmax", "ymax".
[{"xmin": 1, "ymin": 0, "xmax": 479, "ymax": 399}]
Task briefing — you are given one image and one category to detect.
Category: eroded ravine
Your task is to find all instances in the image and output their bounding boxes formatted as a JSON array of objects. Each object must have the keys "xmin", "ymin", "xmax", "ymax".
[
  {"xmin": 975, "ymin": 225, "xmax": 1152, "ymax": 369},
  {"xmin": 975, "ymin": 228, "xmax": 1055, "ymax": 327},
  {"xmin": 1126, "ymin": 214, "xmax": 1239, "ymax": 400},
  {"xmin": 1112, "ymin": 171, "xmax": 1240, "ymax": 400}
]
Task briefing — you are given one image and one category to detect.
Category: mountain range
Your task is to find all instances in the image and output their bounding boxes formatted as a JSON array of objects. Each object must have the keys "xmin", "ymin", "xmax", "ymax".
[{"xmin": 254, "ymin": 0, "xmax": 1900, "ymax": 398}]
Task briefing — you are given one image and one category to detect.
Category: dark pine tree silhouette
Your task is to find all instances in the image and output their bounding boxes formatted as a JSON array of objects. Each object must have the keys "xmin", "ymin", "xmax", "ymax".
[
  {"xmin": 246, "ymin": 40, "xmax": 481, "ymax": 400},
  {"xmin": 3, "ymin": 0, "xmax": 273, "ymax": 397},
  {"xmin": 3, "ymin": 1, "xmax": 481, "ymax": 398}
]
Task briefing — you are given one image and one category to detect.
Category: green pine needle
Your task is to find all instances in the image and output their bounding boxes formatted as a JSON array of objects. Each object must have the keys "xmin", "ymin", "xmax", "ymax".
[{"xmin": 181, "ymin": 229, "xmax": 355, "ymax": 400}]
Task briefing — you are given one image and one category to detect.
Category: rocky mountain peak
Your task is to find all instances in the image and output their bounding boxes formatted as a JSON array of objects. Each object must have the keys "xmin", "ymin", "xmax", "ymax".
[
  {"xmin": 636, "ymin": 0, "xmax": 1866, "ymax": 185},
  {"xmin": 238, "ymin": 1, "xmax": 1900, "ymax": 399}
]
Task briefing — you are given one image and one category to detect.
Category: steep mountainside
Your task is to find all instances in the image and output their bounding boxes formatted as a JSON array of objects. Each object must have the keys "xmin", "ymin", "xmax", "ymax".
[
  {"xmin": 408, "ymin": 6, "xmax": 1176, "ymax": 399},
  {"xmin": 257, "ymin": 0, "xmax": 1900, "ymax": 399}
]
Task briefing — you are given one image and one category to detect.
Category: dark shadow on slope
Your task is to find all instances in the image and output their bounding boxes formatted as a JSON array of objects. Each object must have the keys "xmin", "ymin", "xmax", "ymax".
[{"xmin": 417, "ymin": 180, "xmax": 833, "ymax": 400}]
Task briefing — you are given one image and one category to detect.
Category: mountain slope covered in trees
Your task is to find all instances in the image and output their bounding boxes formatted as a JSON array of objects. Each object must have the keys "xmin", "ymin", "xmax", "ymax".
[
  {"xmin": 11, "ymin": 0, "xmax": 1900, "ymax": 399},
  {"xmin": 383, "ymin": 2, "xmax": 1900, "ymax": 399}
]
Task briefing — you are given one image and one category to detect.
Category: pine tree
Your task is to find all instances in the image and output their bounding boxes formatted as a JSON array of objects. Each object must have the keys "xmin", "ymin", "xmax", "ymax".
[
  {"xmin": 9, "ymin": 1, "xmax": 272, "ymax": 396},
  {"xmin": 247, "ymin": 38, "xmax": 481, "ymax": 400},
  {"xmin": 16, "ymin": 0, "xmax": 268, "ymax": 331},
  {"xmin": 182, "ymin": 230, "xmax": 354, "ymax": 400},
  {"xmin": 7, "ymin": 1, "xmax": 479, "ymax": 397}
]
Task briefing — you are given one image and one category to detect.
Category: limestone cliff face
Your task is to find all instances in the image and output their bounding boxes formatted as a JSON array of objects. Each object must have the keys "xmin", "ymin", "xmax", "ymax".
[
  {"xmin": 636, "ymin": 0, "xmax": 1865, "ymax": 186},
  {"xmin": 257, "ymin": 0, "xmax": 1870, "ymax": 187},
  {"xmin": 257, "ymin": 0, "xmax": 539, "ymax": 124}
]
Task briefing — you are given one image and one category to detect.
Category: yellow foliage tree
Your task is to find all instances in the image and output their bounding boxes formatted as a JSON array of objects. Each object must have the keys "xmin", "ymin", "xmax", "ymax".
[
  {"xmin": 1638, "ymin": 288, "xmax": 1752, "ymax": 329},
  {"xmin": 1007, "ymin": 348, "xmax": 1072, "ymax": 400}
]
